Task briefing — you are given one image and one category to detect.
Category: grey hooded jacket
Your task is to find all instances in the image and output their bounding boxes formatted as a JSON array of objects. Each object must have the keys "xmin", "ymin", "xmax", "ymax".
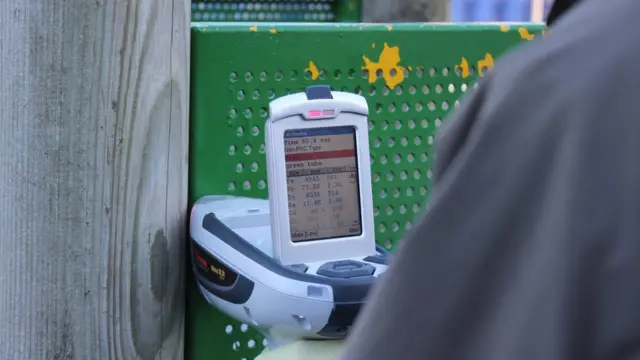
[{"xmin": 341, "ymin": 0, "xmax": 640, "ymax": 359}]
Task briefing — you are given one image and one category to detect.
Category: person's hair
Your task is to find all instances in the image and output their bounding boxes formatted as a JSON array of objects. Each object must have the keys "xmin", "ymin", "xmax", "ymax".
[{"xmin": 546, "ymin": 0, "xmax": 580, "ymax": 25}]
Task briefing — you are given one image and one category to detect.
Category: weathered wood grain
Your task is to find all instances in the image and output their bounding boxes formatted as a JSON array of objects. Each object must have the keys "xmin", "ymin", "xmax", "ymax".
[
  {"xmin": 0, "ymin": 0, "xmax": 189, "ymax": 359},
  {"xmin": 362, "ymin": 0, "xmax": 450, "ymax": 22}
]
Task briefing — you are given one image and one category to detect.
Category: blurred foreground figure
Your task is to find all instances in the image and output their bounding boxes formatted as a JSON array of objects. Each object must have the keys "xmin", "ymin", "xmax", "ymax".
[{"xmin": 342, "ymin": 0, "xmax": 640, "ymax": 359}]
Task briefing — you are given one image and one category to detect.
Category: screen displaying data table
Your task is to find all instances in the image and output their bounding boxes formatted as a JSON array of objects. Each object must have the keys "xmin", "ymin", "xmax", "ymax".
[{"xmin": 284, "ymin": 126, "xmax": 363, "ymax": 242}]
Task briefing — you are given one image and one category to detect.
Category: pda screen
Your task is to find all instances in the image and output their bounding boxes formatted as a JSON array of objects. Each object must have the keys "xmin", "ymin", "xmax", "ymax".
[{"xmin": 284, "ymin": 126, "xmax": 363, "ymax": 243}]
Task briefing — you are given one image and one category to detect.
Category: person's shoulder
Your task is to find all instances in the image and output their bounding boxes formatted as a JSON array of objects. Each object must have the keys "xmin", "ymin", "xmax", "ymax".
[
  {"xmin": 491, "ymin": 0, "xmax": 640, "ymax": 98},
  {"xmin": 470, "ymin": 0, "xmax": 640, "ymax": 132},
  {"xmin": 435, "ymin": 0, "xmax": 640, "ymax": 177}
]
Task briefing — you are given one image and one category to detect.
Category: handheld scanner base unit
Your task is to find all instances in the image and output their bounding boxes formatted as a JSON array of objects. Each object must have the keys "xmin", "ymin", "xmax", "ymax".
[
  {"xmin": 189, "ymin": 196, "xmax": 390, "ymax": 347},
  {"xmin": 265, "ymin": 86, "xmax": 376, "ymax": 265}
]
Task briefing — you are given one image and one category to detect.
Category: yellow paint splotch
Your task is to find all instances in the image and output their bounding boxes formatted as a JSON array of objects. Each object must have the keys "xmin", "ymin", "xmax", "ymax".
[
  {"xmin": 386, "ymin": 25, "xmax": 393, "ymax": 31},
  {"xmin": 249, "ymin": 25, "xmax": 258, "ymax": 32},
  {"xmin": 477, "ymin": 53, "xmax": 494, "ymax": 77},
  {"xmin": 372, "ymin": 43, "xmax": 376, "ymax": 48},
  {"xmin": 362, "ymin": 42, "xmax": 405, "ymax": 89},
  {"xmin": 459, "ymin": 57, "xmax": 470, "ymax": 78},
  {"xmin": 518, "ymin": 27, "xmax": 535, "ymax": 40},
  {"xmin": 269, "ymin": 28, "xmax": 277, "ymax": 34},
  {"xmin": 305, "ymin": 61, "xmax": 320, "ymax": 80},
  {"xmin": 500, "ymin": 25, "xmax": 509, "ymax": 32}
]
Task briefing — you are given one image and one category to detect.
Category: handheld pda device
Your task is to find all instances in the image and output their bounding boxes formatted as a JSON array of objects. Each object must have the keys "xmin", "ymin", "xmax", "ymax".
[
  {"xmin": 189, "ymin": 86, "xmax": 390, "ymax": 351},
  {"xmin": 265, "ymin": 85, "xmax": 376, "ymax": 265}
]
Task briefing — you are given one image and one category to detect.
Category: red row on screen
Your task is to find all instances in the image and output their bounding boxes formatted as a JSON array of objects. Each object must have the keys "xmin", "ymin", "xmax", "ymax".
[{"xmin": 285, "ymin": 149, "xmax": 355, "ymax": 162}]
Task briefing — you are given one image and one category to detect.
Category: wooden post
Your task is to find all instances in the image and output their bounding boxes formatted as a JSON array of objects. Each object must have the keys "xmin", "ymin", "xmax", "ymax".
[
  {"xmin": 362, "ymin": 0, "xmax": 449, "ymax": 22},
  {"xmin": 0, "ymin": 0, "xmax": 189, "ymax": 359}
]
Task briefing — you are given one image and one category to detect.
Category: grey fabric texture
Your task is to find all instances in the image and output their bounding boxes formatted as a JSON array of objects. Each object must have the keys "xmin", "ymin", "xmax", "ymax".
[{"xmin": 341, "ymin": 0, "xmax": 640, "ymax": 359}]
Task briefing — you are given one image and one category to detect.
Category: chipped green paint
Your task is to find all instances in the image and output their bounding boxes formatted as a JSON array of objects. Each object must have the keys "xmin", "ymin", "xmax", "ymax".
[
  {"xmin": 191, "ymin": 0, "xmax": 362, "ymax": 23},
  {"xmin": 188, "ymin": 22, "xmax": 544, "ymax": 360}
]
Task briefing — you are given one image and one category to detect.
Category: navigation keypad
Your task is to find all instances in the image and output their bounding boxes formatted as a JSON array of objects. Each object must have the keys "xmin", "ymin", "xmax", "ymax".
[{"xmin": 317, "ymin": 260, "xmax": 375, "ymax": 278}]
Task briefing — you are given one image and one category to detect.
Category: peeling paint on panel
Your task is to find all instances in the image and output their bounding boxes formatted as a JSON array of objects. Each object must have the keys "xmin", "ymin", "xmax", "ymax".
[
  {"xmin": 518, "ymin": 27, "xmax": 535, "ymax": 40},
  {"xmin": 362, "ymin": 43, "xmax": 405, "ymax": 89},
  {"xmin": 477, "ymin": 53, "xmax": 494, "ymax": 76},
  {"xmin": 305, "ymin": 61, "xmax": 320, "ymax": 80},
  {"xmin": 459, "ymin": 57, "xmax": 470, "ymax": 78}
]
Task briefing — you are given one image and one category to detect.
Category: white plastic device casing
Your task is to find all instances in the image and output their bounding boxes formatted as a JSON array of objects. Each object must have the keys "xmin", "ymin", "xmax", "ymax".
[
  {"xmin": 265, "ymin": 89, "xmax": 376, "ymax": 265},
  {"xmin": 189, "ymin": 196, "xmax": 390, "ymax": 349},
  {"xmin": 190, "ymin": 197, "xmax": 334, "ymax": 345}
]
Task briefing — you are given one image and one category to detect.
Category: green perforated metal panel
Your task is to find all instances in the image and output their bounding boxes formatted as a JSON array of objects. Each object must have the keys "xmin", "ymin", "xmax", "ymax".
[
  {"xmin": 188, "ymin": 22, "xmax": 544, "ymax": 360},
  {"xmin": 191, "ymin": 0, "xmax": 361, "ymax": 22}
]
